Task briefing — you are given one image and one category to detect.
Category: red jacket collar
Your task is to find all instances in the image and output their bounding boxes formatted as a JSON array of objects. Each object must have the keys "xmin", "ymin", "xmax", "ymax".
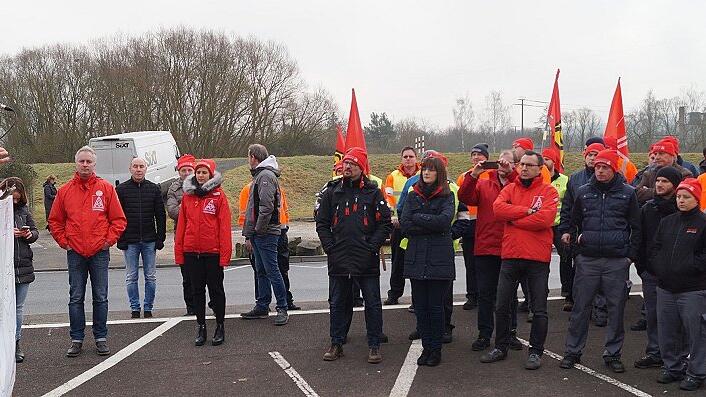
[{"xmin": 398, "ymin": 163, "xmax": 420, "ymax": 178}]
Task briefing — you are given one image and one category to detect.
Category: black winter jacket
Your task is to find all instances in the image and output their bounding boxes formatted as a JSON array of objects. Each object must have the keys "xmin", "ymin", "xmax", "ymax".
[
  {"xmin": 400, "ymin": 187, "xmax": 456, "ymax": 281},
  {"xmin": 14, "ymin": 204, "xmax": 38, "ymax": 284},
  {"xmin": 635, "ymin": 195, "xmax": 678, "ymax": 275},
  {"xmin": 570, "ymin": 174, "xmax": 641, "ymax": 259},
  {"xmin": 116, "ymin": 178, "xmax": 166, "ymax": 249},
  {"xmin": 651, "ymin": 207, "xmax": 706, "ymax": 293},
  {"xmin": 558, "ymin": 166, "xmax": 593, "ymax": 235},
  {"xmin": 315, "ymin": 176, "xmax": 392, "ymax": 277},
  {"xmin": 43, "ymin": 181, "xmax": 57, "ymax": 218}
]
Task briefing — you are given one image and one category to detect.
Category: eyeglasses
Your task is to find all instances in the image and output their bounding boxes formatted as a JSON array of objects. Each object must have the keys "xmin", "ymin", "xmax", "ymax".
[
  {"xmin": 402, "ymin": 155, "xmax": 416, "ymax": 159},
  {"xmin": 518, "ymin": 162, "xmax": 540, "ymax": 168}
]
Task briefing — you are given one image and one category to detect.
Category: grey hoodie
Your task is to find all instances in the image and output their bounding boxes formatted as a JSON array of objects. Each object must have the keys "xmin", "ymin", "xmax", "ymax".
[{"xmin": 243, "ymin": 155, "xmax": 281, "ymax": 237}]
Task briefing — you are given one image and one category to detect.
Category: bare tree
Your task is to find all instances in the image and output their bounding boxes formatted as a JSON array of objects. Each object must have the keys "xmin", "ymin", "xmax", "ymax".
[
  {"xmin": 481, "ymin": 90, "xmax": 510, "ymax": 152},
  {"xmin": 452, "ymin": 95, "xmax": 474, "ymax": 151}
]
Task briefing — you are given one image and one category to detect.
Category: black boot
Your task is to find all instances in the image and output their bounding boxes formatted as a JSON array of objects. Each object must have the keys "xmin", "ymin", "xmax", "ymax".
[
  {"xmin": 426, "ymin": 349, "xmax": 442, "ymax": 366},
  {"xmin": 195, "ymin": 324, "xmax": 207, "ymax": 346},
  {"xmin": 15, "ymin": 340, "xmax": 24, "ymax": 363},
  {"xmin": 212, "ymin": 323, "xmax": 224, "ymax": 346}
]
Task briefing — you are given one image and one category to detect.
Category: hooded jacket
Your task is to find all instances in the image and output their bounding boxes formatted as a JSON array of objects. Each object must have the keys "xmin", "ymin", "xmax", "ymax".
[
  {"xmin": 570, "ymin": 174, "xmax": 642, "ymax": 259},
  {"xmin": 116, "ymin": 178, "xmax": 166, "ymax": 249},
  {"xmin": 636, "ymin": 195, "xmax": 678, "ymax": 275},
  {"xmin": 457, "ymin": 169, "xmax": 517, "ymax": 256},
  {"xmin": 243, "ymin": 155, "xmax": 281, "ymax": 237},
  {"xmin": 14, "ymin": 204, "xmax": 39, "ymax": 284},
  {"xmin": 493, "ymin": 176, "xmax": 558, "ymax": 263},
  {"xmin": 48, "ymin": 172, "xmax": 127, "ymax": 258},
  {"xmin": 174, "ymin": 172, "xmax": 232, "ymax": 266},
  {"xmin": 315, "ymin": 176, "xmax": 392, "ymax": 277},
  {"xmin": 651, "ymin": 207, "xmax": 706, "ymax": 293}
]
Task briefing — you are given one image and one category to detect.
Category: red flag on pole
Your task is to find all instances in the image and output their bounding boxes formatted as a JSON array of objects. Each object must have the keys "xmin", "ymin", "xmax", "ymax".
[
  {"xmin": 604, "ymin": 78, "xmax": 629, "ymax": 157},
  {"xmin": 344, "ymin": 88, "xmax": 367, "ymax": 151},
  {"xmin": 334, "ymin": 125, "xmax": 345, "ymax": 163},
  {"xmin": 546, "ymin": 69, "xmax": 564, "ymax": 173}
]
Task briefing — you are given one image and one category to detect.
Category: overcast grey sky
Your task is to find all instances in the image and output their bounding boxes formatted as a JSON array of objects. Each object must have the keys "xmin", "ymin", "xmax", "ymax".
[{"xmin": 1, "ymin": 0, "xmax": 703, "ymax": 129}]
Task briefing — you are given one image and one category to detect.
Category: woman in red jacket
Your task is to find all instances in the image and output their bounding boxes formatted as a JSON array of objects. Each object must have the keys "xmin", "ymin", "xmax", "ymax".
[{"xmin": 175, "ymin": 159, "xmax": 232, "ymax": 346}]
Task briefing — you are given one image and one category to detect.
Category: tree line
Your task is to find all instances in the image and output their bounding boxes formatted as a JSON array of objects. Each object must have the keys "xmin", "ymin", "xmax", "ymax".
[{"xmin": 0, "ymin": 28, "xmax": 339, "ymax": 163}]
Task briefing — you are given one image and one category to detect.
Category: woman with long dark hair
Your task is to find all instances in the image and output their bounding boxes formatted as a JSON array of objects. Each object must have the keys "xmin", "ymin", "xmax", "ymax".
[
  {"xmin": 1, "ymin": 177, "xmax": 39, "ymax": 363},
  {"xmin": 401, "ymin": 156, "xmax": 455, "ymax": 366}
]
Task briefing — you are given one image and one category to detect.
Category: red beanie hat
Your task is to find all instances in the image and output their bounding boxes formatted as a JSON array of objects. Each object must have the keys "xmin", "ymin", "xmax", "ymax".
[
  {"xmin": 541, "ymin": 148, "xmax": 560, "ymax": 166},
  {"xmin": 594, "ymin": 149, "xmax": 619, "ymax": 172},
  {"xmin": 513, "ymin": 137, "xmax": 534, "ymax": 151},
  {"xmin": 650, "ymin": 141, "xmax": 677, "ymax": 157},
  {"xmin": 662, "ymin": 136, "xmax": 680, "ymax": 154},
  {"xmin": 603, "ymin": 136, "xmax": 617, "ymax": 150},
  {"xmin": 677, "ymin": 178, "xmax": 701, "ymax": 202},
  {"xmin": 422, "ymin": 150, "xmax": 449, "ymax": 167},
  {"xmin": 177, "ymin": 154, "xmax": 196, "ymax": 170},
  {"xmin": 583, "ymin": 143, "xmax": 605, "ymax": 157},
  {"xmin": 194, "ymin": 158, "xmax": 216, "ymax": 177},
  {"xmin": 342, "ymin": 147, "xmax": 370, "ymax": 175}
]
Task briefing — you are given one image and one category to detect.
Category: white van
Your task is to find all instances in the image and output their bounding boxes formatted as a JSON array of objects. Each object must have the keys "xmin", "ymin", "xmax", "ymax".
[{"xmin": 89, "ymin": 131, "xmax": 181, "ymax": 193}]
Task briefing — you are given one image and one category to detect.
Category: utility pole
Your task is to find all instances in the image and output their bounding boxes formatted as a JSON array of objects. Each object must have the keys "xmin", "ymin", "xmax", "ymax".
[{"xmin": 514, "ymin": 98, "xmax": 526, "ymax": 135}]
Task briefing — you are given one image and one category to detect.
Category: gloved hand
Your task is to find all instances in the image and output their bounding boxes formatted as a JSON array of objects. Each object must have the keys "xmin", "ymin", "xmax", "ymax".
[{"xmin": 156, "ymin": 241, "xmax": 165, "ymax": 250}]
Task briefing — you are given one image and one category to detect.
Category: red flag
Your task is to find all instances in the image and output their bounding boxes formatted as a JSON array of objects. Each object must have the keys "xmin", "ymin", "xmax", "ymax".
[
  {"xmin": 334, "ymin": 125, "xmax": 345, "ymax": 163},
  {"xmin": 546, "ymin": 69, "xmax": 564, "ymax": 173},
  {"xmin": 344, "ymin": 88, "xmax": 367, "ymax": 151},
  {"xmin": 604, "ymin": 78, "xmax": 629, "ymax": 157}
]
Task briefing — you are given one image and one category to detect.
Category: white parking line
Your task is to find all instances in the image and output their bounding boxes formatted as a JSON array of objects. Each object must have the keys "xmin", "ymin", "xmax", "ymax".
[
  {"xmin": 268, "ymin": 351, "xmax": 319, "ymax": 397},
  {"xmin": 389, "ymin": 340, "xmax": 423, "ymax": 397},
  {"xmin": 23, "ymin": 293, "xmax": 646, "ymax": 329},
  {"xmin": 516, "ymin": 337, "xmax": 651, "ymax": 397},
  {"xmin": 224, "ymin": 265, "xmax": 250, "ymax": 272},
  {"xmin": 42, "ymin": 318, "xmax": 182, "ymax": 397}
]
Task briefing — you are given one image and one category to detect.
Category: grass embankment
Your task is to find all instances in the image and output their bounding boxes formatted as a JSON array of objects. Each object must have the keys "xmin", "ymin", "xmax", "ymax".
[{"xmin": 28, "ymin": 152, "xmax": 704, "ymax": 228}]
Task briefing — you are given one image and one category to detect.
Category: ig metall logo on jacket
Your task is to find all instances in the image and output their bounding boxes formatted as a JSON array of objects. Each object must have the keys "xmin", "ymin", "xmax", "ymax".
[
  {"xmin": 203, "ymin": 199, "xmax": 217, "ymax": 215},
  {"xmin": 92, "ymin": 190, "xmax": 105, "ymax": 212}
]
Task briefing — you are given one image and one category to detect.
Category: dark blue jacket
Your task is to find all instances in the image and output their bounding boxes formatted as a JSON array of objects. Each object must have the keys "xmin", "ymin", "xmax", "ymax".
[
  {"xmin": 558, "ymin": 166, "xmax": 593, "ymax": 235},
  {"xmin": 570, "ymin": 174, "xmax": 642, "ymax": 259},
  {"xmin": 400, "ymin": 187, "xmax": 456, "ymax": 281},
  {"xmin": 677, "ymin": 155, "xmax": 700, "ymax": 177}
]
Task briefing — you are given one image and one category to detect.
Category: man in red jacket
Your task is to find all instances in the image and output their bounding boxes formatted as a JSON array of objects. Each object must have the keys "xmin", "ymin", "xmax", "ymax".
[
  {"xmin": 480, "ymin": 150, "xmax": 558, "ymax": 370},
  {"xmin": 49, "ymin": 146, "xmax": 127, "ymax": 358},
  {"xmin": 458, "ymin": 150, "xmax": 522, "ymax": 352}
]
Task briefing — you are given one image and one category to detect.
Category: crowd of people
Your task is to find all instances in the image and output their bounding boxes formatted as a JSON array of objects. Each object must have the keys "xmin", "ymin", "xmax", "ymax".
[{"xmin": 3, "ymin": 135, "xmax": 706, "ymax": 391}]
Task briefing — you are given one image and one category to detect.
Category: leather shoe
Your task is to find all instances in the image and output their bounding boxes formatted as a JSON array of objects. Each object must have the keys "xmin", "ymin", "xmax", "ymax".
[
  {"xmin": 212, "ymin": 323, "xmax": 224, "ymax": 346},
  {"xmin": 195, "ymin": 324, "xmax": 207, "ymax": 346}
]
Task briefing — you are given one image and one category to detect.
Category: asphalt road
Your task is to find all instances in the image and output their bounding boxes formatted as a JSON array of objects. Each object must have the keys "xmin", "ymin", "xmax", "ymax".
[{"xmin": 23, "ymin": 255, "xmax": 642, "ymax": 318}]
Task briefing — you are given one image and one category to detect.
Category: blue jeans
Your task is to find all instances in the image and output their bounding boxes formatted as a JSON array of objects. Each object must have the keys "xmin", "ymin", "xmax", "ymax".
[
  {"xmin": 123, "ymin": 241, "xmax": 157, "ymax": 312},
  {"xmin": 329, "ymin": 275, "xmax": 383, "ymax": 348},
  {"xmin": 15, "ymin": 282, "xmax": 30, "ymax": 341},
  {"xmin": 68, "ymin": 249, "xmax": 110, "ymax": 342},
  {"xmin": 252, "ymin": 234, "xmax": 287, "ymax": 310}
]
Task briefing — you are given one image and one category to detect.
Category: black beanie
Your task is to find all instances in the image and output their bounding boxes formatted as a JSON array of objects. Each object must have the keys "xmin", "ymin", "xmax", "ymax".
[
  {"xmin": 585, "ymin": 136, "xmax": 605, "ymax": 147},
  {"xmin": 655, "ymin": 166, "xmax": 682, "ymax": 189},
  {"xmin": 471, "ymin": 143, "xmax": 490, "ymax": 160}
]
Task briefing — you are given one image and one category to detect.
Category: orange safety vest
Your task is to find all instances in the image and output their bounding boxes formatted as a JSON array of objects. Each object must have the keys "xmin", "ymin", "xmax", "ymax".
[{"xmin": 238, "ymin": 182, "xmax": 290, "ymax": 227}]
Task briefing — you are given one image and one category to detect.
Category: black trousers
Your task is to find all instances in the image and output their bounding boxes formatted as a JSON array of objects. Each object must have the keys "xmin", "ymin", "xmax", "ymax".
[
  {"xmin": 412, "ymin": 279, "xmax": 451, "ymax": 350},
  {"xmin": 552, "ymin": 226, "xmax": 574, "ymax": 300},
  {"xmin": 387, "ymin": 228, "xmax": 405, "ymax": 299},
  {"xmin": 251, "ymin": 228, "xmax": 295, "ymax": 305},
  {"xmin": 184, "ymin": 254, "xmax": 226, "ymax": 324},
  {"xmin": 461, "ymin": 220, "xmax": 478, "ymax": 299},
  {"xmin": 496, "ymin": 259, "xmax": 549, "ymax": 355},
  {"xmin": 180, "ymin": 264, "xmax": 194, "ymax": 312}
]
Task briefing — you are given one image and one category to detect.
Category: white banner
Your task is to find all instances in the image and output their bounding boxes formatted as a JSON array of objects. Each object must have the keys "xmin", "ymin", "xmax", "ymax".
[{"xmin": 0, "ymin": 195, "xmax": 16, "ymax": 397}]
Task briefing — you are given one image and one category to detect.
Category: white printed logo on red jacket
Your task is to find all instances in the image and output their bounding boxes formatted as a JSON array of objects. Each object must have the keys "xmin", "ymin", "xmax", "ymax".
[
  {"xmin": 203, "ymin": 199, "xmax": 217, "ymax": 215},
  {"xmin": 530, "ymin": 195, "xmax": 544, "ymax": 211},
  {"xmin": 92, "ymin": 190, "xmax": 105, "ymax": 212}
]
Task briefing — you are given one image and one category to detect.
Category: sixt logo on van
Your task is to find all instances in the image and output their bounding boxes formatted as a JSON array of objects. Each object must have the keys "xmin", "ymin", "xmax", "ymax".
[{"xmin": 115, "ymin": 142, "xmax": 130, "ymax": 148}]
